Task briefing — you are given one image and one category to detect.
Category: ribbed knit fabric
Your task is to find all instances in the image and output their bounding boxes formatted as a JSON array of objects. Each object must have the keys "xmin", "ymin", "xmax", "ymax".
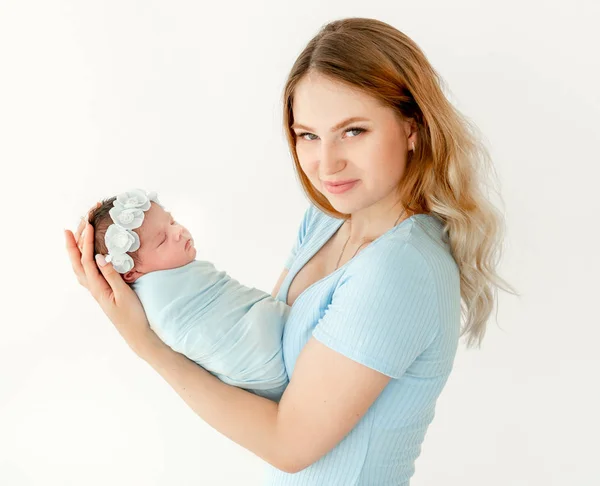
[{"xmin": 263, "ymin": 204, "xmax": 461, "ymax": 485}]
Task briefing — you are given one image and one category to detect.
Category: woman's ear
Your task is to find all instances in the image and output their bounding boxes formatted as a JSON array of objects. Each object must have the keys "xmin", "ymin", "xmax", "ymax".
[{"xmin": 404, "ymin": 118, "xmax": 418, "ymax": 148}]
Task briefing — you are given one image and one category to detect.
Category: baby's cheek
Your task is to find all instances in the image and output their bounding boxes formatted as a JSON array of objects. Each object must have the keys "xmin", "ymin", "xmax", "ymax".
[
  {"xmin": 142, "ymin": 251, "xmax": 165, "ymax": 273},
  {"xmin": 168, "ymin": 250, "xmax": 188, "ymax": 268}
]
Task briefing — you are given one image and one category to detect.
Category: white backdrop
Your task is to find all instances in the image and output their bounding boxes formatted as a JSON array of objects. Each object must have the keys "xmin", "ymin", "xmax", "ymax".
[{"xmin": 1, "ymin": 1, "xmax": 599, "ymax": 485}]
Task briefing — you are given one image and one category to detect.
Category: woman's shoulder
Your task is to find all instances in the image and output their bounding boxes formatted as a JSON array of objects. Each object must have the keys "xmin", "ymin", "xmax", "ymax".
[
  {"xmin": 334, "ymin": 214, "xmax": 461, "ymax": 345},
  {"xmin": 393, "ymin": 214, "xmax": 456, "ymax": 267},
  {"xmin": 346, "ymin": 213, "xmax": 459, "ymax": 287}
]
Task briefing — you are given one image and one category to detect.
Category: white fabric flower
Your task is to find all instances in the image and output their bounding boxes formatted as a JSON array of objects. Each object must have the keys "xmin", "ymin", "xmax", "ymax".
[
  {"xmin": 101, "ymin": 188, "xmax": 159, "ymax": 275},
  {"xmin": 114, "ymin": 189, "xmax": 152, "ymax": 211},
  {"xmin": 105, "ymin": 253, "xmax": 134, "ymax": 274},
  {"xmin": 109, "ymin": 206, "xmax": 145, "ymax": 230},
  {"xmin": 147, "ymin": 190, "xmax": 161, "ymax": 207},
  {"xmin": 105, "ymin": 225, "xmax": 140, "ymax": 255}
]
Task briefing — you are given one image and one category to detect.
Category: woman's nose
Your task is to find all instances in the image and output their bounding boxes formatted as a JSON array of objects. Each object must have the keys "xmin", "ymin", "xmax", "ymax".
[{"xmin": 319, "ymin": 141, "xmax": 344, "ymax": 175}]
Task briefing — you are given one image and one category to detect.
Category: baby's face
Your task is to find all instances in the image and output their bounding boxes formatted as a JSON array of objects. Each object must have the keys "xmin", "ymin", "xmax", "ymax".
[{"xmin": 123, "ymin": 202, "xmax": 196, "ymax": 282}]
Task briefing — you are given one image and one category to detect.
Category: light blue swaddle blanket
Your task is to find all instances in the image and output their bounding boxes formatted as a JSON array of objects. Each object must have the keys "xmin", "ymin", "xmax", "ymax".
[{"xmin": 131, "ymin": 260, "xmax": 290, "ymax": 401}]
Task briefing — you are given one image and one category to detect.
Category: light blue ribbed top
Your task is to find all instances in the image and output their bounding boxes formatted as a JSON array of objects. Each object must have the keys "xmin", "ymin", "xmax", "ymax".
[{"xmin": 263, "ymin": 204, "xmax": 461, "ymax": 485}]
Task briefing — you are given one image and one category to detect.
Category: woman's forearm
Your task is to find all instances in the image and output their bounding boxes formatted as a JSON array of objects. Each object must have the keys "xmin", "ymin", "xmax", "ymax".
[
  {"xmin": 139, "ymin": 339, "xmax": 288, "ymax": 471},
  {"xmin": 68, "ymin": 222, "xmax": 293, "ymax": 471}
]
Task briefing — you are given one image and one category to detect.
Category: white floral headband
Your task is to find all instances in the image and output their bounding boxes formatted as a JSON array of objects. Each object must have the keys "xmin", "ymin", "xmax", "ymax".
[{"xmin": 102, "ymin": 189, "xmax": 161, "ymax": 274}]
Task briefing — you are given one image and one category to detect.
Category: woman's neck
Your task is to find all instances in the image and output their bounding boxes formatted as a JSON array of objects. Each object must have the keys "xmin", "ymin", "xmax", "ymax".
[{"xmin": 345, "ymin": 196, "xmax": 414, "ymax": 245}]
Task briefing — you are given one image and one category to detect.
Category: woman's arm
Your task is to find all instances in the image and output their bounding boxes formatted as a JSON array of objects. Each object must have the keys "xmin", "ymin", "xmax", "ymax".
[
  {"xmin": 140, "ymin": 334, "xmax": 390, "ymax": 473},
  {"xmin": 65, "ymin": 223, "xmax": 390, "ymax": 473}
]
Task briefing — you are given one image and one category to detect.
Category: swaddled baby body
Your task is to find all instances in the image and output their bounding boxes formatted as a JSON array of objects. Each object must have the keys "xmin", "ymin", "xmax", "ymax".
[{"xmin": 89, "ymin": 190, "xmax": 289, "ymax": 401}]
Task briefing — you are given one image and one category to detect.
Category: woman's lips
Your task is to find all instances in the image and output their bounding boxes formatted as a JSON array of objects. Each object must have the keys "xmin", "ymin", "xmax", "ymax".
[{"xmin": 323, "ymin": 180, "xmax": 359, "ymax": 194}]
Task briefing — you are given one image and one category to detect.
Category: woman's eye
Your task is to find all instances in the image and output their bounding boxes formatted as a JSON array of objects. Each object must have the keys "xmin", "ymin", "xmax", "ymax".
[
  {"xmin": 298, "ymin": 132, "xmax": 318, "ymax": 141},
  {"xmin": 345, "ymin": 127, "xmax": 365, "ymax": 138}
]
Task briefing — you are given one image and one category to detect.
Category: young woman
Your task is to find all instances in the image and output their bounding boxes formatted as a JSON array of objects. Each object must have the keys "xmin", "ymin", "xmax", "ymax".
[{"xmin": 65, "ymin": 17, "xmax": 512, "ymax": 485}]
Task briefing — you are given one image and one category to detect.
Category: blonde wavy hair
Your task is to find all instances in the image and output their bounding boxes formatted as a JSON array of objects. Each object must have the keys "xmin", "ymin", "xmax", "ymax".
[{"xmin": 283, "ymin": 18, "xmax": 517, "ymax": 349}]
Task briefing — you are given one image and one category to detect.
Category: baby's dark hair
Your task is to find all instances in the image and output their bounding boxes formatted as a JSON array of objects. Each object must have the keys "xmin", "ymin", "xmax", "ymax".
[{"xmin": 88, "ymin": 197, "xmax": 142, "ymax": 267}]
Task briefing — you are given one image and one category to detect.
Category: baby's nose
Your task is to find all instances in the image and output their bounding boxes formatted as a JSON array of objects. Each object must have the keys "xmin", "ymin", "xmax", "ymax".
[{"xmin": 176, "ymin": 225, "xmax": 186, "ymax": 241}]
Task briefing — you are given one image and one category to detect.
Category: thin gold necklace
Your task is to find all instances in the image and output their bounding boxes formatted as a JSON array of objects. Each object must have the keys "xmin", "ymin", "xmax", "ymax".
[{"xmin": 335, "ymin": 207, "xmax": 408, "ymax": 270}]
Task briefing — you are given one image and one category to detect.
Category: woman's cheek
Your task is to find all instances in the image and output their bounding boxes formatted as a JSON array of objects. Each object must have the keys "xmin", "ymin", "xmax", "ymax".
[{"xmin": 296, "ymin": 145, "xmax": 319, "ymax": 179}]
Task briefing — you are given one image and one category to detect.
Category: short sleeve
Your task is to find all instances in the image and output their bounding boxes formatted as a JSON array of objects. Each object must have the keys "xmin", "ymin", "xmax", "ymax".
[
  {"xmin": 312, "ymin": 241, "xmax": 440, "ymax": 378},
  {"xmin": 283, "ymin": 204, "xmax": 315, "ymax": 270}
]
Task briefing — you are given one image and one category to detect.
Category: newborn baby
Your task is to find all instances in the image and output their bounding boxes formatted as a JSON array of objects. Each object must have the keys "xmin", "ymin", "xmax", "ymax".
[{"xmin": 89, "ymin": 189, "xmax": 290, "ymax": 401}]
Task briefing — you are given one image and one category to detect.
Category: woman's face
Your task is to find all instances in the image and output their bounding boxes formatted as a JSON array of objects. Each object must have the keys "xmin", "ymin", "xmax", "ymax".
[{"xmin": 291, "ymin": 72, "xmax": 415, "ymax": 215}]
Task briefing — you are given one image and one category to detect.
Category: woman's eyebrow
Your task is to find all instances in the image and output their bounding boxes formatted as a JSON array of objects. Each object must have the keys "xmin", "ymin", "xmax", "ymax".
[{"xmin": 292, "ymin": 116, "xmax": 370, "ymax": 133}]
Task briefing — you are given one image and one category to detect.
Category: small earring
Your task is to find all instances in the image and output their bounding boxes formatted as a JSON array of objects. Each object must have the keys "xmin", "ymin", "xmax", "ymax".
[{"xmin": 411, "ymin": 142, "xmax": 415, "ymax": 151}]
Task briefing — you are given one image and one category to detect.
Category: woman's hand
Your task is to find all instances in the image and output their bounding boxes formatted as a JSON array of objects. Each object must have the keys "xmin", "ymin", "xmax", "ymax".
[{"xmin": 64, "ymin": 214, "xmax": 160, "ymax": 358}]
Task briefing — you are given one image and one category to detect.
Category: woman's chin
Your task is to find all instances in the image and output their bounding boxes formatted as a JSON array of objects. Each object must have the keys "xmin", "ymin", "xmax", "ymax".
[{"xmin": 326, "ymin": 198, "xmax": 359, "ymax": 215}]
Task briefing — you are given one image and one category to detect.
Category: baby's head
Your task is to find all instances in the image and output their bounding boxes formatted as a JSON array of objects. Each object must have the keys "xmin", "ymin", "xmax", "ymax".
[{"xmin": 89, "ymin": 190, "xmax": 196, "ymax": 284}]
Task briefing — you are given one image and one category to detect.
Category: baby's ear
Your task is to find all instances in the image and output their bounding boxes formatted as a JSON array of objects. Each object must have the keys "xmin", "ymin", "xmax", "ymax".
[{"xmin": 123, "ymin": 269, "xmax": 140, "ymax": 284}]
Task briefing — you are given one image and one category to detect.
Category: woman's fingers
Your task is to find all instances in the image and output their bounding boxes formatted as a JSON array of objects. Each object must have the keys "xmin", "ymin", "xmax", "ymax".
[
  {"xmin": 66, "ymin": 202, "xmax": 109, "ymax": 293},
  {"xmin": 80, "ymin": 223, "xmax": 111, "ymax": 299},
  {"xmin": 75, "ymin": 218, "xmax": 87, "ymax": 252},
  {"xmin": 75, "ymin": 202, "xmax": 101, "ymax": 252},
  {"xmin": 64, "ymin": 229, "xmax": 87, "ymax": 288}
]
